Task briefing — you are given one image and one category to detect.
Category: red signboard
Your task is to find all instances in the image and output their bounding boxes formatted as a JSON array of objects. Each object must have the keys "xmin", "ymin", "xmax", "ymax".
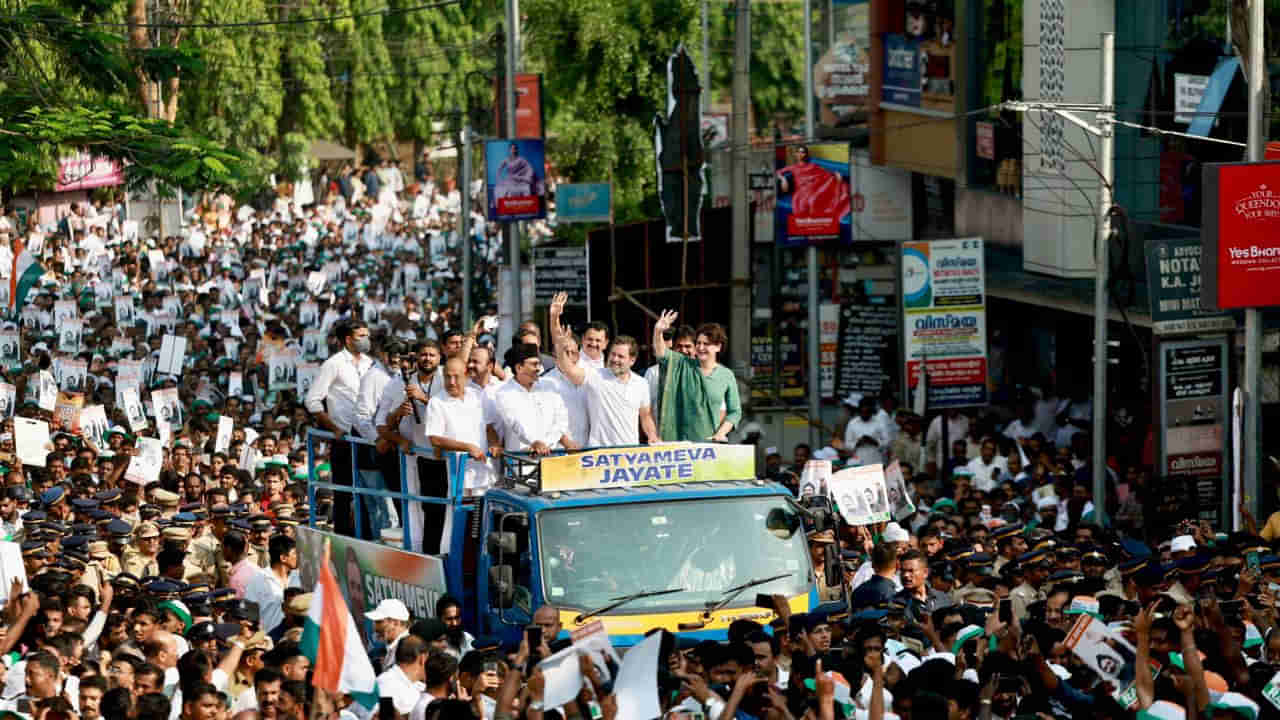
[
  {"xmin": 905, "ymin": 357, "xmax": 988, "ymax": 387},
  {"xmin": 1201, "ymin": 161, "xmax": 1280, "ymax": 309},
  {"xmin": 494, "ymin": 73, "xmax": 544, "ymax": 139}
]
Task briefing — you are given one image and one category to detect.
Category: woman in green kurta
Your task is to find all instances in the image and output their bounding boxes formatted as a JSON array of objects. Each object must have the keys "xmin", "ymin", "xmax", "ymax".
[{"xmin": 652, "ymin": 310, "xmax": 743, "ymax": 442}]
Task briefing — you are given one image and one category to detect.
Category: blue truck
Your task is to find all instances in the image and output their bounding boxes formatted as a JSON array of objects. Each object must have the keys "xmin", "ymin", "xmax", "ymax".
[{"xmin": 305, "ymin": 433, "xmax": 818, "ymax": 647}]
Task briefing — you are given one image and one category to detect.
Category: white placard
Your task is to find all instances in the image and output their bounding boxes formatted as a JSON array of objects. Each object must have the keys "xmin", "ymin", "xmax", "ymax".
[
  {"xmin": 302, "ymin": 329, "xmax": 325, "ymax": 360},
  {"xmin": 162, "ymin": 295, "xmax": 182, "ymax": 317},
  {"xmin": 306, "ymin": 272, "xmax": 326, "ymax": 295},
  {"xmin": 0, "ymin": 382, "xmax": 15, "ymax": 419},
  {"xmin": 80, "ymin": 404, "xmax": 110, "ymax": 454},
  {"xmin": 151, "ymin": 387, "xmax": 182, "ymax": 427},
  {"xmin": 114, "ymin": 297, "xmax": 135, "ymax": 326},
  {"xmin": 60, "ymin": 359, "xmax": 87, "ymax": 393},
  {"xmin": 228, "ymin": 371, "xmax": 243, "ymax": 397},
  {"xmin": 299, "ymin": 302, "xmax": 319, "ymax": 327},
  {"xmin": 58, "ymin": 319, "xmax": 82, "ymax": 354},
  {"xmin": 239, "ymin": 427, "xmax": 259, "ymax": 470},
  {"xmin": 885, "ymin": 460, "xmax": 917, "ymax": 521},
  {"xmin": 0, "ymin": 330, "xmax": 19, "ymax": 371},
  {"xmin": 297, "ymin": 362, "xmax": 319, "ymax": 398},
  {"xmin": 215, "ymin": 416, "xmax": 233, "ymax": 453},
  {"xmin": 148, "ymin": 249, "xmax": 167, "ymax": 279},
  {"xmin": 125, "ymin": 437, "xmax": 164, "ymax": 485},
  {"xmin": 53, "ymin": 300, "xmax": 77, "ymax": 326},
  {"xmin": 829, "ymin": 464, "xmax": 890, "ymax": 526},
  {"xmin": 798, "ymin": 460, "xmax": 832, "ymax": 498},
  {"xmin": 121, "ymin": 385, "xmax": 147, "ymax": 432},
  {"xmin": 0, "ymin": 542, "xmax": 28, "ymax": 599},
  {"xmin": 612, "ymin": 628, "xmax": 662, "ymax": 720},
  {"xmin": 14, "ymin": 417, "xmax": 50, "ymax": 467},
  {"xmin": 37, "ymin": 370, "xmax": 57, "ymax": 412},
  {"xmin": 157, "ymin": 334, "xmax": 187, "ymax": 377},
  {"xmin": 268, "ymin": 348, "xmax": 298, "ymax": 392}
]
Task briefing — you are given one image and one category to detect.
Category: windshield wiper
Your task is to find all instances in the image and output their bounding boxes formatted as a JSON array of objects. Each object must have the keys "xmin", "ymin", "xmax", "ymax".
[
  {"xmin": 573, "ymin": 587, "xmax": 687, "ymax": 624},
  {"xmin": 703, "ymin": 572, "xmax": 794, "ymax": 616}
]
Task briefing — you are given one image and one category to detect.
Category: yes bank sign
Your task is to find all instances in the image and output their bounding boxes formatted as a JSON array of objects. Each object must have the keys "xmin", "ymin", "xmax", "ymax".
[{"xmin": 1202, "ymin": 161, "xmax": 1280, "ymax": 309}]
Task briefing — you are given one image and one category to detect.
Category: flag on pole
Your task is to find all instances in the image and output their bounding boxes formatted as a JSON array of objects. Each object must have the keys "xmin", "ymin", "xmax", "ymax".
[
  {"xmin": 301, "ymin": 541, "xmax": 378, "ymax": 708},
  {"xmin": 9, "ymin": 237, "xmax": 44, "ymax": 313}
]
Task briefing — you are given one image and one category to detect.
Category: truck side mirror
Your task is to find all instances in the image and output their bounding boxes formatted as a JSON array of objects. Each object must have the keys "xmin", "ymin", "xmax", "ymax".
[
  {"xmin": 490, "ymin": 565, "xmax": 515, "ymax": 609},
  {"xmin": 824, "ymin": 543, "xmax": 842, "ymax": 589},
  {"xmin": 487, "ymin": 531, "xmax": 517, "ymax": 556}
]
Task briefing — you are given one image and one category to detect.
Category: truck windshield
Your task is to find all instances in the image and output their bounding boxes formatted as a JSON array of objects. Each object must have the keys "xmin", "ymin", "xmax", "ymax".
[{"xmin": 538, "ymin": 495, "xmax": 811, "ymax": 614}]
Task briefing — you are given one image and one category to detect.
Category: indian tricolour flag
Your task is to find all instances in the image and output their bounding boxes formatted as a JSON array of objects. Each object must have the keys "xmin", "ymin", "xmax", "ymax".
[
  {"xmin": 9, "ymin": 237, "xmax": 43, "ymax": 314},
  {"xmin": 301, "ymin": 546, "xmax": 378, "ymax": 708}
]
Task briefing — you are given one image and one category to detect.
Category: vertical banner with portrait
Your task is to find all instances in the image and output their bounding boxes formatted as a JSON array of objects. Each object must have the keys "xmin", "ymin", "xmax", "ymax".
[
  {"xmin": 151, "ymin": 387, "xmax": 183, "ymax": 427},
  {"xmin": 53, "ymin": 300, "xmax": 77, "ymax": 326},
  {"xmin": 829, "ymin": 464, "xmax": 890, "ymax": 525},
  {"xmin": 59, "ymin": 320, "xmax": 83, "ymax": 354},
  {"xmin": 0, "ymin": 330, "xmax": 19, "ymax": 372},
  {"xmin": 268, "ymin": 348, "xmax": 299, "ymax": 393},
  {"xmin": 775, "ymin": 143, "xmax": 853, "ymax": 246},
  {"xmin": 80, "ymin": 405, "xmax": 109, "ymax": 454},
  {"xmin": 299, "ymin": 302, "xmax": 319, "ymax": 328},
  {"xmin": 0, "ymin": 382, "xmax": 15, "ymax": 419},
  {"xmin": 121, "ymin": 385, "xmax": 147, "ymax": 432},
  {"xmin": 798, "ymin": 460, "xmax": 833, "ymax": 498},
  {"xmin": 884, "ymin": 460, "xmax": 917, "ymax": 521},
  {"xmin": 302, "ymin": 330, "xmax": 325, "ymax": 361},
  {"xmin": 215, "ymin": 415, "xmax": 234, "ymax": 454},
  {"xmin": 60, "ymin": 359, "xmax": 87, "ymax": 393},
  {"xmin": 125, "ymin": 437, "xmax": 164, "ymax": 485},
  {"xmin": 297, "ymin": 362, "xmax": 319, "ymax": 399},
  {"xmin": 1064, "ymin": 614, "xmax": 1148, "ymax": 708},
  {"xmin": 486, "ymin": 139, "xmax": 547, "ymax": 221}
]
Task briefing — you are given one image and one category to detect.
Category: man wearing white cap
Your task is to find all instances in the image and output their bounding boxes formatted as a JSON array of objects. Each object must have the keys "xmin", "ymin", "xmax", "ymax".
[{"xmin": 365, "ymin": 598, "xmax": 411, "ymax": 673}]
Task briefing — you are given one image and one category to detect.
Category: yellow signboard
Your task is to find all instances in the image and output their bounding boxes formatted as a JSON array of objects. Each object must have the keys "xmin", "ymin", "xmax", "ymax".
[{"xmin": 540, "ymin": 443, "xmax": 756, "ymax": 492}]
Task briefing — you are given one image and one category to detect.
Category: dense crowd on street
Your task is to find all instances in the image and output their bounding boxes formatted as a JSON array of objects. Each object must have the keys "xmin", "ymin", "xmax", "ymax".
[{"xmin": 0, "ymin": 147, "xmax": 1267, "ymax": 720}]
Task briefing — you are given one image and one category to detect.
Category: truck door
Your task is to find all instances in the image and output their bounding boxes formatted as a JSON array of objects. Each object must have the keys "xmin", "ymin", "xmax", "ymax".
[{"xmin": 484, "ymin": 505, "xmax": 534, "ymax": 637}]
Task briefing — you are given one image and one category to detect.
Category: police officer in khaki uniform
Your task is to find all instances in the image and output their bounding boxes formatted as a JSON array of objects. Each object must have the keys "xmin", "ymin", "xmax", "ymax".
[
  {"xmin": 991, "ymin": 523, "xmax": 1025, "ymax": 574},
  {"xmin": 249, "ymin": 514, "xmax": 272, "ymax": 568},
  {"xmin": 122, "ymin": 521, "xmax": 162, "ymax": 577},
  {"xmin": 189, "ymin": 507, "xmax": 227, "ymax": 587},
  {"xmin": 1010, "ymin": 548, "xmax": 1051, "ymax": 620}
]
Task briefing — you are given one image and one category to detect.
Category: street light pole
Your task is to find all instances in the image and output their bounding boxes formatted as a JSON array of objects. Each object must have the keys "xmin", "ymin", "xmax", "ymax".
[
  {"xmin": 1242, "ymin": 0, "xmax": 1265, "ymax": 520},
  {"xmin": 1091, "ymin": 32, "xmax": 1115, "ymax": 519},
  {"xmin": 804, "ymin": 0, "xmax": 820, "ymax": 449}
]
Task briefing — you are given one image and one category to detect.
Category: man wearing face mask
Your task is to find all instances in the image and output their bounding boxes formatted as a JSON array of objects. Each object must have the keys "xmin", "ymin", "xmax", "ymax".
[{"xmin": 305, "ymin": 320, "xmax": 374, "ymax": 537}]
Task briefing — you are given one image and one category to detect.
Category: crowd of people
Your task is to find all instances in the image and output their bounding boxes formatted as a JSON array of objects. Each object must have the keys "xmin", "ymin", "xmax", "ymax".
[{"xmin": 0, "ymin": 147, "xmax": 1265, "ymax": 720}]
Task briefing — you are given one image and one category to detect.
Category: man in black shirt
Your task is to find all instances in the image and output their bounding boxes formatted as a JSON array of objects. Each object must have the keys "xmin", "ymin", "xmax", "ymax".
[{"xmin": 850, "ymin": 542, "xmax": 899, "ymax": 609}]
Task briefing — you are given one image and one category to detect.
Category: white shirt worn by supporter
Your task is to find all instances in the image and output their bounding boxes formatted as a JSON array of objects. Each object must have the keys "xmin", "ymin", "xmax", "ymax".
[
  {"xmin": 378, "ymin": 664, "xmax": 424, "ymax": 715},
  {"xmin": 382, "ymin": 630, "xmax": 410, "ymax": 673},
  {"xmin": 305, "ymin": 348, "xmax": 375, "ymax": 433},
  {"xmin": 541, "ymin": 369, "xmax": 589, "ymax": 448},
  {"xmin": 244, "ymin": 567, "xmax": 301, "ymax": 635},
  {"xmin": 844, "ymin": 415, "xmax": 890, "ymax": 453},
  {"xmin": 374, "ymin": 368, "xmax": 444, "ymax": 450},
  {"xmin": 423, "ymin": 387, "xmax": 496, "ymax": 493},
  {"xmin": 579, "ymin": 352, "xmax": 604, "ymax": 370},
  {"xmin": 355, "ymin": 363, "xmax": 394, "ymax": 441},
  {"xmin": 489, "ymin": 380, "xmax": 570, "ymax": 452},
  {"xmin": 1003, "ymin": 418, "xmax": 1038, "ymax": 443},
  {"xmin": 580, "ymin": 367, "xmax": 650, "ymax": 447},
  {"xmin": 849, "ymin": 561, "xmax": 902, "ymax": 592},
  {"xmin": 965, "ymin": 455, "xmax": 1009, "ymax": 493},
  {"xmin": 644, "ymin": 363, "xmax": 662, "ymax": 414},
  {"xmin": 926, "ymin": 414, "xmax": 971, "ymax": 467}
]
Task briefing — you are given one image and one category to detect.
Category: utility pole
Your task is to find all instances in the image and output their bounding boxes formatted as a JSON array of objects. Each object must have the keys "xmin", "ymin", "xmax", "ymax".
[
  {"xmin": 1243, "ymin": 0, "xmax": 1264, "ymax": 519},
  {"xmin": 730, "ymin": 0, "xmax": 752, "ymax": 379},
  {"xmin": 461, "ymin": 123, "xmax": 473, "ymax": 327},
  {"xmin": 803, "ymin": 0, "xmax": 820, "ymax": 448},
  {"xmin": 1091, "ymin": 32, "xmax": 1115, "ymax": 519},
  {"xmin": 502, "ymin": 0, "xmax": 523, "ymax": 326},
  {"xmin": 701, "ymin": 0, "xmax": 710, "ymax": 115}
]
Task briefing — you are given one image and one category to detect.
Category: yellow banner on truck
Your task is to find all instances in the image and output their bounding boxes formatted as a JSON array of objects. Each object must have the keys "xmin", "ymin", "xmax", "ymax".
[{"xmin": 540, "ymin": 443, "xmax": 756, "ymax": 492}]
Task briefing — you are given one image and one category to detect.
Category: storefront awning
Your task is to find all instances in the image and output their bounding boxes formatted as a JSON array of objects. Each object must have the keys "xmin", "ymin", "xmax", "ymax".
[{"xmin": 1187, "ymin": 57, "xmax": 1241, "ymax": 138}]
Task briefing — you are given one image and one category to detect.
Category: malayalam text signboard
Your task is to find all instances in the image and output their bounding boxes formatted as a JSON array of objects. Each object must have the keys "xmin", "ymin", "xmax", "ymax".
[
  {"xmin": 1158, "ymin": 338, "xmax": 1229, "ymax": 527},
  {"xmin": 1145, "ymin": 237, "xmax": 1235, "ymax": 335},
  {"xmin": 532, "ymin": 246, "xmax": 589, "ymax": 310},
  {"xmin": 486, "ymin": 139, "xmax": 547, "ymax": 222},
  {"xmin": 1201, "ymin": 161, "xmax": 1280, "ymax": 309},
  {"xmin": 902, "ymin": 238, "xmax": 988, "ymax": 408}
]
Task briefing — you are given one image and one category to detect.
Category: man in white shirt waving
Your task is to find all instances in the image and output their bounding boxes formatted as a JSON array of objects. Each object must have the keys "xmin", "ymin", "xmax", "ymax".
[
  {"xmin": 548, "ymin": 293, "xmax": 659, "ymax": 446},
  {"xmin": 488, "ymin": 344, "xmax": 577, "ymax": 457}
]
